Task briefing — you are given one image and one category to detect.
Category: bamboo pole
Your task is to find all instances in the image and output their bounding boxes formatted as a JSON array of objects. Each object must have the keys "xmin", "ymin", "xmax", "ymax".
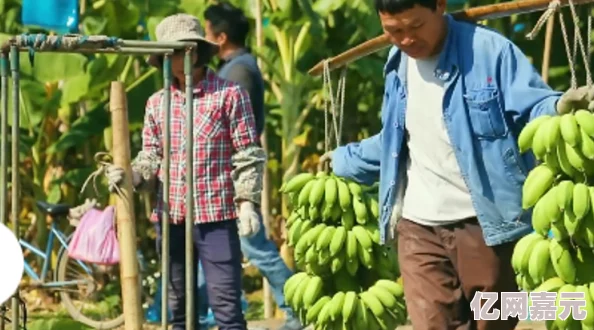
[
  {"xmin": 109, "ymin": 81, "xmax": 143, "ymax": 330},
  {"xmin": 307, "ymin": 0, "xmax": 594, "ymax": 76},
  {"xmin": 253, "ymin": 0, "xmax": 275, "ymax": 320},
  {"xmin": 541, "ymin": 15, "xmax": 556, "ymax": 82}
]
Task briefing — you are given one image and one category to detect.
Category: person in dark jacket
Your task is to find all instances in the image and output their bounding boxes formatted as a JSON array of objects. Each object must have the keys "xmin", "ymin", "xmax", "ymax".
[{"xmin": 198, "ymin": 3, "xmax": 303, "ymax": 330}]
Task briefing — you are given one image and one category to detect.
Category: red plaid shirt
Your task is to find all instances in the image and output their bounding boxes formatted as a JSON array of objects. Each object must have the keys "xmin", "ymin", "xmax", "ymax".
[{"xmin": 139, "ymin": 69, "xmax": 260, "ymax": 224}]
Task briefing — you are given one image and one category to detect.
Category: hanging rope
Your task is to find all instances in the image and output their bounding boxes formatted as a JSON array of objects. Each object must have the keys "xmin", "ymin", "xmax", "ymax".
[
  {"xmin": 587, "ymin": 6, "xmax": 594, "ymax": 71},
  {"xmin": 320, "ymin": 60, "xmax": 347, "ymax": 171},
  {"xmin": 568, "ymin": 0, "xmax": 592, "ymax": 87},
  {"xmin": 526, "ymin": 0, "xmax": 561, "ymax": 40},
  {"xmin": 526, "ymin": 0, "xmax": 592, "ymax": 89}
]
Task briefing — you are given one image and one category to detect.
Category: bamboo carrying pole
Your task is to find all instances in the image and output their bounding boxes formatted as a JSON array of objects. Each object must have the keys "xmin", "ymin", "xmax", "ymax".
[
  {"xmin": 307, "ymin": 0, "xmax": 594, "ymax": 76},
  {"xmin": 109, "ymin": 81, "xmax": 143, "ymax": 330}
]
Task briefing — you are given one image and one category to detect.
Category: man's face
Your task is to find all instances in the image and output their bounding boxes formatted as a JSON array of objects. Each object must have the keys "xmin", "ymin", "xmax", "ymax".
[
  {"xmin": 379, "ymin": 1, "xmax": 446, "ymax": 59},
  {"xmin": 204, "ymin": 20, "xmax": 224, "ymax": 57}
]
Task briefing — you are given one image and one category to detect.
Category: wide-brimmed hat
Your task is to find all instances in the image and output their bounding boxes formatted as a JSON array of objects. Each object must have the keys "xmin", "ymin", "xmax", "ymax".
[{"xmin": 147, "ymin": 14, "xmax": 220, "ymax": 67}]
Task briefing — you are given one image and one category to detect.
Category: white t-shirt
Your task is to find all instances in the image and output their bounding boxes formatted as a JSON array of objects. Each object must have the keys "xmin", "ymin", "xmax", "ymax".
[{"xmin": 400, "ymin": 55, "xmax": 476, "ymax": 225}]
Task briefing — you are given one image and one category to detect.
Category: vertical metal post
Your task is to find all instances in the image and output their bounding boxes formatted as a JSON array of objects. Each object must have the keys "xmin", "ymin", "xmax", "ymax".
[
  {"xmin": 9, "ymin": 45, "xmax": 19, "ymax": 330},
  {"xmin": 161, "ymin": 54, "xmax": 172, "ymax": 329},
  {"xmin": 1, "ymin": 53, "xmax": 7, "ymax": 226},
  {"xmin": 184, "ymin": 48, "xmax": 195, "ymax": 330},
  {"xmin": 0, "ymin": 51, "xmax": 8, "ymax": 330}
]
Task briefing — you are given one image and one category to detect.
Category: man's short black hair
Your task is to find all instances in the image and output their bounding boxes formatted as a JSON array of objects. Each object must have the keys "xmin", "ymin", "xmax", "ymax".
[
  {"xmin": 375, "ymin": 0, "xmax": 438, "ymax": 14},
  {"xmin": 204, "ymin": 2, "xmax": 250, "ymax": 46}
]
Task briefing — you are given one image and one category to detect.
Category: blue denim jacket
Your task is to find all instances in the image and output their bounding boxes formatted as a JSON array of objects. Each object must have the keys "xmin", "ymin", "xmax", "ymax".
[{"xmin": 331, "ymin": 14, "xmax": 563, "ymax": 247}]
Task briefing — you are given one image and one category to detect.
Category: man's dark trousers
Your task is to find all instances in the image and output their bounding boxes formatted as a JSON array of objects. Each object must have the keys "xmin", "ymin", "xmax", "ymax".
[{"xmin": 155, "ymin": 219, "xmax": 247, "ymax": 330}]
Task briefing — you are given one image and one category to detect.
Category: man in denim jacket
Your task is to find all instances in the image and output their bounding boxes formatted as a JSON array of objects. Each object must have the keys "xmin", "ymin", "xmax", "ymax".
[{"xmin": 320, "ymin": 0, "xmax": 594, "ymax": 328}]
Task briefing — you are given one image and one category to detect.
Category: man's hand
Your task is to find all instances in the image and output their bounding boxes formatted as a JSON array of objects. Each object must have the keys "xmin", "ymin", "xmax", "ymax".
[
  {"xmin": 557, "ymin": 85, "xmax": 594, "ymax": 114},
  {"xmin": 237, "ymin": 202, "xmax": 260, "ymax": 237},
  {"xmin": 105, "ymin": 165, "xmax": 142, "ymax": 193}
]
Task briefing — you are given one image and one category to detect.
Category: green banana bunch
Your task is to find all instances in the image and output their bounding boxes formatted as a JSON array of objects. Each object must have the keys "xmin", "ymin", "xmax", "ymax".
[
  {"xmin": 280, "ymin": 171, "xmax": 380, "ymax": 227},
  {"xmin": 518, "ymin": 111, "xmax": 594, "ymax": 182},
  {"xmin": 281, "ymin": 170, "xmax": 408, "ymax": 329}
]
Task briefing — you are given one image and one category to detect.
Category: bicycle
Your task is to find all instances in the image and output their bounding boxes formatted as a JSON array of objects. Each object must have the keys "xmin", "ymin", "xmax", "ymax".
[{"xmin": 18, "ymin": 200, "xmax": 147, "ymax": 329}]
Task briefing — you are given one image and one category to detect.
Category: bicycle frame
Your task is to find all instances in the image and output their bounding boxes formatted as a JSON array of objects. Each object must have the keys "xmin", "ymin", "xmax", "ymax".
[{"xmin": 19, "ymin": 221, "xmax": 91, "ymax": 288}]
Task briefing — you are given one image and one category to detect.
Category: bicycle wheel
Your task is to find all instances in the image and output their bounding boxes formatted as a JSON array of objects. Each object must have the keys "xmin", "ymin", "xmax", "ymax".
[{"xmin": 55, "ymin": 242, "xmax": 147, "ymax": 329}]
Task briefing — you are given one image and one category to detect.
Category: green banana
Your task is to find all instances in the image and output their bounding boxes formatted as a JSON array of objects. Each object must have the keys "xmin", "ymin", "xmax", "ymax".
[
  {"xmin": 521, "ymin": 163, "xmax": 556, "ymax": 209},
  {"xmin": 306, "ymin": 295, "xmax": 331, "ymax": 324},
  {"xmin": 549, "ymin": 239, "xmax": 577, "ymax": 284},
  {"xmin": 352, "ymin": 225, "xmax": 374, "ymax": 251},
  {"xmin": 575, "ymin": 109, "xmax": 594, "ymax": 136},
  {"xmin": 324, "ymin": 176, "xmax": 338, "ymax": 208},
  {"xmin": 316, "ymin": 225, "xmax": 336, "ymax": 251},
  {"xmin": 360, "ymin": 291, "xmax": 386, "ymax": 318},
  {"xmin": 282, "ymin": 172, "xmax": 315, "ymax": 193},
  {"xmin": 581, "ymin": 128, "xmax": 594, "ymax": 159},
  {"xmin": 302, "ymin": 275, "xmax": 324, "ymax": 307},
  {"xmin": 309, "ymin": 176, "xmax": 328, "ymax": 206},
  {"xmin": 329, "ymin": 226, "xmax": 347, "ymax": 256},
  {"xmin": 573, "ymin": 183, "xmax": 592, "ymax": 220},
  {"xmin": 544, "ymin": 115, "xmax": 562, "ymax": 152},
  {"xmin": 297, "ymin": 179, "xmax": 316, "ymax": 206},
  {"xmin": 342, "ymin": 291, "xmax": 358, "ymax": 322},
  {"xmin": 560, "ymin": 113, "xmax": 581, "ymax": 147},
  {"xmin": 528, "ymin": 239, "xmax": 551, "ymax": 283},
  {"xmin": 375, "ymin": 279, "xmax": 405, "ymax": 298}
]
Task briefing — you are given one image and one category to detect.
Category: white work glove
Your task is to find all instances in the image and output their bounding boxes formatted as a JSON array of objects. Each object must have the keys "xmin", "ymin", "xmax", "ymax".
[
  {"xmin": 557, "ymin": 85, "xmax": 594, "ymax": 114},
  {"xmin": 237, "ymin": 202, "xmax": 261, "ymax": 237},
  {"xmin": 105, "ymin": 164, "xmax": 142, "ymax": 193}
]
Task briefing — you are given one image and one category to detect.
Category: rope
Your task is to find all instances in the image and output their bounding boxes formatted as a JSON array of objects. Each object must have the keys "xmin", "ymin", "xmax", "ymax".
[
  {"xmin": 336, "ymin": 68, "xmax": 347, "ymax": 147},
  {"xmin": 526, "ymin": 0, "xmax": 593, "ymax": 89},
  {"xmin": 559, "ymin": 6, "xmax": 579, "ymax": 89},
  {"xmin": 319, "ymin": 60, "xmax": 347, "ymax": 171},
  {"xmin": 80, "ymin": 152, "xmax": 126, "ymax": 199},
  {"xmin": 566, "ymin": 0, "xmax": 593, "ymax": 87},
  {"xmin": 14, "ymin": 33, "xmax": 120, "ymax": 66},
  {"xmin": 322, "ymin": 60, "xmax": 346, "ymax": 150},
  {"xmin": 526, "ymin": 0, "xmax": 561, "ymax": 40},
  {"xmin": 588, "ymin": 6, "xmax": 594, "ymax": 81}
]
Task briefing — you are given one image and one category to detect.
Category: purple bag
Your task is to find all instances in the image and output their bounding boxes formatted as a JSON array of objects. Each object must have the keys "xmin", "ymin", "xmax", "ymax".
[{"xmin": 67, "ymin": 206, "xmax": 120, "ymax": 265}]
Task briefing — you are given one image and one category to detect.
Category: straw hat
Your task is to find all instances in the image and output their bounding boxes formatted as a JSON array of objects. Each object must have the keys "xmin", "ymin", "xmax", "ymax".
[{"xmin": 147, "ymin": 14, "xmax": 220, "ymax": 67}]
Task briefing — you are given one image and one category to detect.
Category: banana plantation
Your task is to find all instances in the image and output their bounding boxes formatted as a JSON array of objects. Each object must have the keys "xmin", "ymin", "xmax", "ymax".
[{"xmin": 0, "ymin": 0, "xmax": 591, "ymax": 328}]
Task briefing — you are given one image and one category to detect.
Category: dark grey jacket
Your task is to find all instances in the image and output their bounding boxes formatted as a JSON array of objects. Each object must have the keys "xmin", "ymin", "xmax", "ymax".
[{"xmin": 217, "ymin": 48, "xmax": 265, "ymax": 139}]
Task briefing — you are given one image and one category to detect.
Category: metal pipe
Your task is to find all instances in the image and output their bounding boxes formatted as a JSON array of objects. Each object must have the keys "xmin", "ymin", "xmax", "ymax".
[
  {"xmin": 14, "ymin": 47, "xmax": 177, "ymax": 55},
  {"xmin": 184, "ymin": 48, "xmax": 195, "ymax": 330},
  {"xmin": 0, "ymin": 47, "xmax": 8, "ymax": 330},
  {"xmin": 9, "ymin": 45, "xmax": 19, "ymax": 330},
  {"xmin": 120, "ymin": 40, "xmax": 197, "ymax": 49},
  {"xmin": 161, "ymin": 54, "xmax": 172, "ymax": 330},
  {"xmin": 0, "ymin": 53, "xmax": 7, "ymax": 226}
]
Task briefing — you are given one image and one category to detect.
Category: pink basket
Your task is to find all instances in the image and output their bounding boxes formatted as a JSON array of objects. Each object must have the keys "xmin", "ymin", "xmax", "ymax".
[{"xmin": 67, "ymin": 206, "xmax": 120, "ymax": 265}]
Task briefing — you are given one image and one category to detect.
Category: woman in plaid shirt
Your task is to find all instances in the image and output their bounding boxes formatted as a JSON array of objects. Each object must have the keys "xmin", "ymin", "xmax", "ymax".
[{"xmin": 105, "ymin": 14, "xmax": 266, "ymax": 330}]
